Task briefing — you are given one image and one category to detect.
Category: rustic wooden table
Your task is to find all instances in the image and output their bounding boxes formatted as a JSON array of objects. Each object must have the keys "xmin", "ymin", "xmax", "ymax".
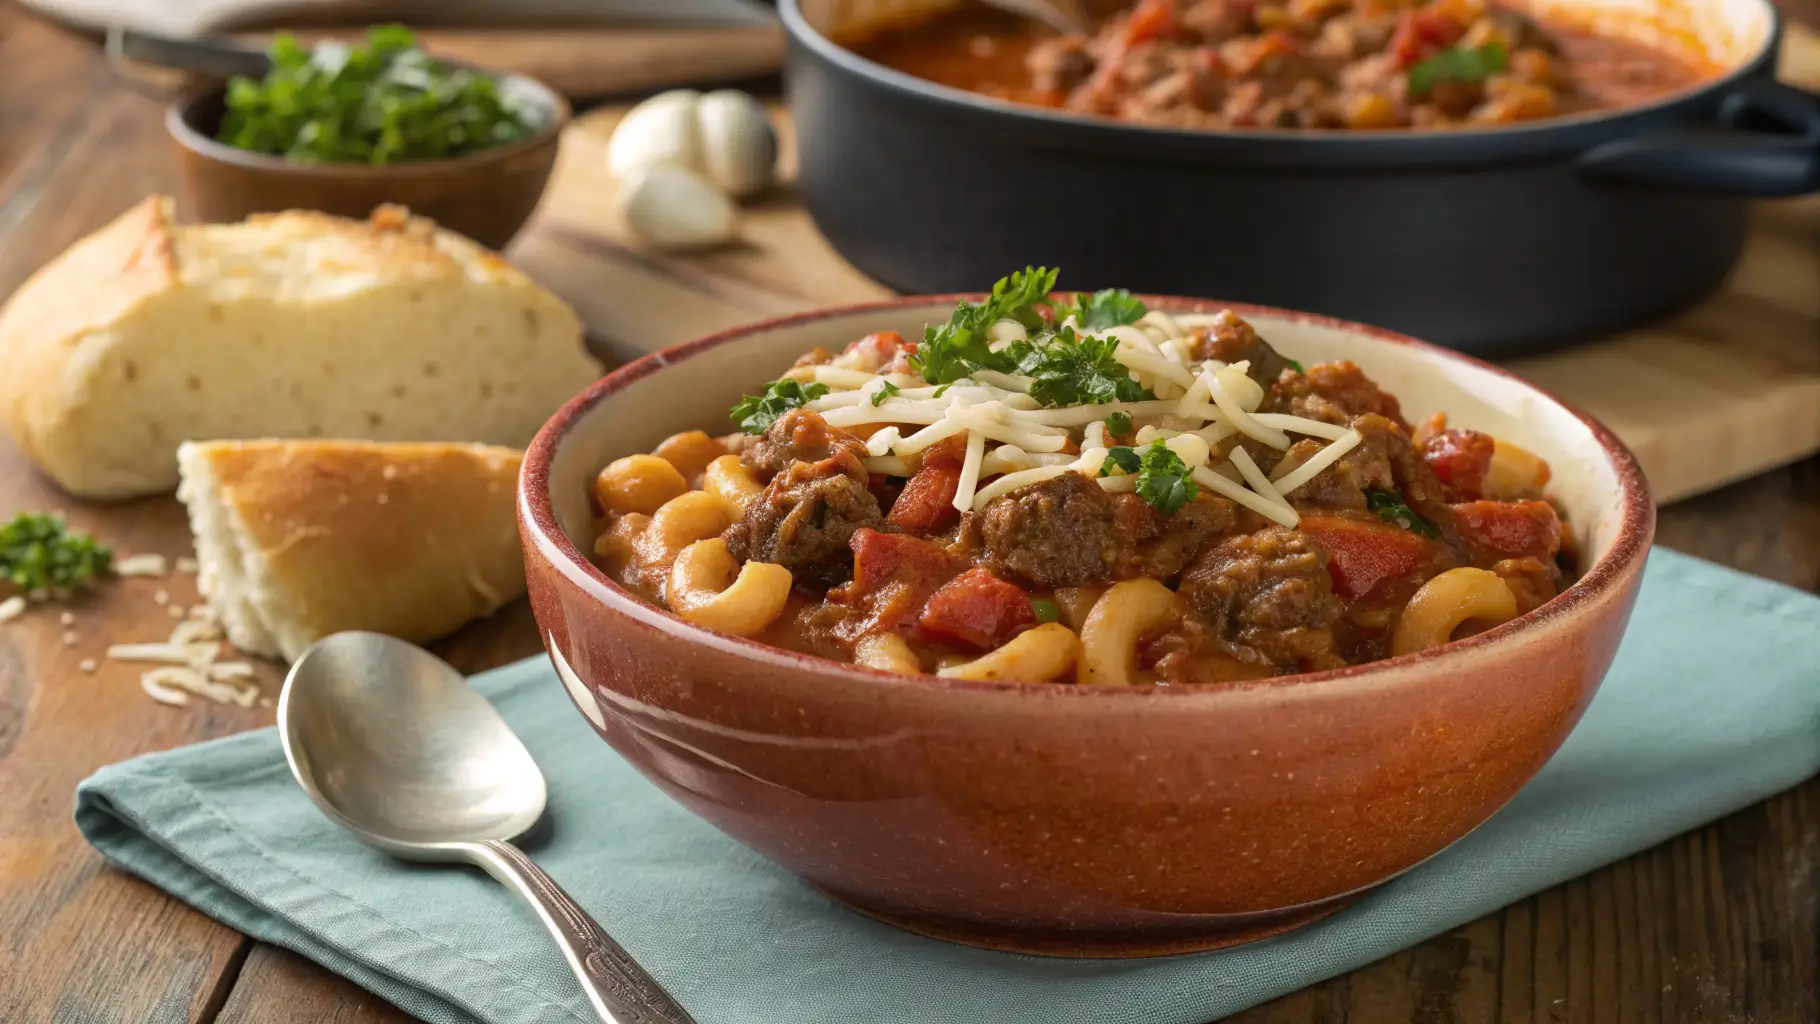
[{"xmin": 0, "ymin": 3, "xmax": 1816, "ymax": 1021}]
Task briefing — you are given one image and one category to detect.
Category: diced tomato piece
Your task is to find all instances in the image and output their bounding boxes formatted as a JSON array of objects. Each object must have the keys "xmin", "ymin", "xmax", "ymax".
[
  {"xmin": 841, "ymin": 528, "xmax": 957, "ymax": 599},
  {"xmin": 886, "ymin": 436, "xmax": 965, "ymax": 537},
  {"xmin": 886, "ymin": 341, "xmax": 918, "ymax": 376},
  {"xmin": 918, "ymin": 568, "xmax": 1037, "ymax": 650},
  {"xmin": 843, "ymin": 331, "xmax": 905, "ymax": 370},
  {"xmin": 1451, "ymin": 500, "xmax": 1563, "ymax": 561},
  {"xmin": 1298, "ymin": 513, "xmax": 1439, "ymax": 600},
  {"xmin": 1228, "ymin": 30, "xmax": 1301, "ymax": 74},
  {"xmin": 1422, "ymin": 429, "xmax": 1495, "ymax": 502},
  {"xmin": 1124, "ymin": 0, "xmax": 1177, "ymax": 45},
  {"xmin": 1390, "ymin": 9, "xmax": 1465, "ymax": 67}
]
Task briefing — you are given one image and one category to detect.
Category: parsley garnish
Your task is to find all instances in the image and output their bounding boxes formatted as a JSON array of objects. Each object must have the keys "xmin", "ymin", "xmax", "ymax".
[
  {"xmin": 1030, "ymin": 598, "xmax": 1059, "ymax": 623},
  {"xmin": 870, "ymin": 381, "xmax": 900, "ymax": 407},
  {"xmin": 1134, "ymin": 440, "xmax": 1198, "ymax": 515},
  {"xmin": 1408, "ymin": 42, "xmax": 1509, "ymax": 97},
  {"xmin": 729, "ymin": 379, "xmax": 830, "ymax": 435},
  {"xmin": 0, "ymin": 513, "xmax": 112, "ymax": 597},
  {"xmin": 1101, "ymin": 446, "xmax": 1142, "ymax": 476},
  {"xmin": 1105, "ymin": 411, "xmax": 1133, "ymax": 436},
  {"xmin": 1366, "ymin": 488, "xmax": 1440, "ymax": 537},
  {"xmin": 219, "ymin": 26, "xmax": 536, "ymax": 164},
  {"xmin": 1101, "ymin": 441, "xmax": 1198, "ymax": 515},
  {"xmin": 1053, "ymin": 288, "xmax": 1147, "ymax": 331},
  {"xmin": 1011, "ymin": 327, "xmax": 1154, "ymax": 408},
  {"xmin": 909, "ymin": 267, "xmax": 1058, "ymax": 385},
  {"xmin": 1284, "ymin": 358, "xmax": 1306, "ymax": 373}
]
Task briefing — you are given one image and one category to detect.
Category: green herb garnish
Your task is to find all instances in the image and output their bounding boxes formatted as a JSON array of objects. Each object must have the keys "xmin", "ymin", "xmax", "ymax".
[
  {"xmin": 730, "ymin": 379, "xmax": 831, "ymax": 435},
  {"xmin": 1134, "ymin": 440, "xmax": 1198, "ymax": 515},
  {"xmin": 1366, "ymin": 488, "xmax": 1439, "ymax": 537},
  {"xmin": 1101, "ymin": 446, "xmax": 1142, "ymax": 476},
  {"xmin": 1030, "ymin": 598, "xmax": 1059, "ymax": 624},
  {"xmin": 0, "ymin": 513, "xmax": 111, "ymax": 597},
  {"xmin": 1101, "ymin": 442, "xmax": 1198, "ymax": 515},
  {"xmin": 870, "ymin": 381, "xmax": 901, "ymax": 407},
  {"xmin": 218, "ymin": 25, "xmax": 537, "ymax": 164},
  {"xmin": 1285, "ymin": 358, "xmax": 1306, "ymax": 373},
  {"xmin": 1052, "ymin": 288, "xmax": 1147, "ymax": 331},
  {"xmin": 909, "ymin": 267, "xmax": 1059, "ymax": 385},
  {"xmin": 1011, "ymin": 327, "xmax": 1154, "ymax": 408},
  {"xmin": 1407, "ymin": 42, "xmax": 1509, "ymax": 97},
  {"xmin": 1105, "ymin": 411, "xmax": 1133, "ymax": 436}
]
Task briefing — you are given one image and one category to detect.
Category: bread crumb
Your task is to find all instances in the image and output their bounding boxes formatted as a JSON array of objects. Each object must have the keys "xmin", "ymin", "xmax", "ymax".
[
  {"xmin": 59, "ymin": 611, "xmax": 75, "ymax": 626},
  {"xmin": 258, "ymin": 697, "xmax": 273, "ymax": 708},
  {"xmin": 60, "ymin": 630, "xmax": 78, "ymax": 646},
  {"xmin": 176, "ymin": 557, "xmax": 200, "ymax": 574},
  {"xmin": 168, "ymin": 604, "xmax": 185, "ymax": 618},
  {"xmin": 79, "ymin": 659, "xmax": 97, "ymax": 673},
  {"xmin": 0, "ymin": 596, "xmax": 25, "ymax": 624},
  {"xmin": 382, "ymin": 464, "xmax": 398, "ymax": 480},
  {"xmin": 153, "ymin": 589, "xmax": 170, "ymax": 606},
  {"xmin": 377, "ymin": 493, "xmax": 390, "ymax": 505},
  {"xmin": 117, "ymin": 553, "xmax": 169, "ymax": 577}
]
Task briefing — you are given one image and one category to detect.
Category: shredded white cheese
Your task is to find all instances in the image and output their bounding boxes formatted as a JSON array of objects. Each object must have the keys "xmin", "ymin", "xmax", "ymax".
[
  {"xmin": 116, "ymin": 553, "xmax": 169, "ymax": 577},
  {"xmin": 970, "ymin": 465, "xmax": 1071, "ymax": 510},
  {"xmin": 1192, "ymin": 465, "xmax": 1299, "ymax": 527},
  {"xmin": 1206, "ymin": 371, "xmax": 1290, "ymax": 449},
  {"xmin": 952, "ymin": 430, "xmax": 987, "ymax": 512},
  {"xmin": 1228, "ymin": 446, "xmax": 1290, "ymax": 511},
  {"xmin": 1271, "ymin": 429, "xmax": 1365, "ymax": 495}
]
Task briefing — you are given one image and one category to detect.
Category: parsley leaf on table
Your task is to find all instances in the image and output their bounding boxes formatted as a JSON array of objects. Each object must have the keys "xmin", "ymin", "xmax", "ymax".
[
  {"xmin": 1407, "ymin": 42, "xmax": 1509, "ymax": 97},
  {"xmin": 1052, "ymin": 288, "xmax": 1148, "ymax": 331},
  {"xmin": 0, "ymin": 513, "xmax": 111, "ymax": 597},
  {"xmin": 218, "ymin": 25, "xmax": 536, "ymax": 164},
  {"xmin": 1365, "ymin": 488, "xmax": 1440, "ymax": 537},
  {"xmin": 730, "ymin": 379, "xmax": 830, "ymax": 434}
]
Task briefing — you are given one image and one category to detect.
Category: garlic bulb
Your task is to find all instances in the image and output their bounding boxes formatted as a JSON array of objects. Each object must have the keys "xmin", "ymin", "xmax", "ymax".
[
  {"xmin": 695, "ymin": 90, "xmax": 778, "ymax": 198},
  {"xmin": 619, "ymin": 165, "xmax": 740, "ymax": 251},
  {"xmin": 605, "ymin": 88, "xmax": 778, "ymax": 199}
]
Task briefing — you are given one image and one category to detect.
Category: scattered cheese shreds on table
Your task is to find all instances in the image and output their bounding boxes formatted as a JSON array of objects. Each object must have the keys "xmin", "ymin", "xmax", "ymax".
[{"xmin": 106, "ymin": 606, "xmax": 263, "ymax": 709}]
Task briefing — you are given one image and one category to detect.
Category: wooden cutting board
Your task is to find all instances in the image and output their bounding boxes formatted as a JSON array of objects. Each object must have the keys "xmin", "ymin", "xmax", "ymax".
[{"xmin": 507, "ymin": 25, "xmax": 1820, "ymax": 505}]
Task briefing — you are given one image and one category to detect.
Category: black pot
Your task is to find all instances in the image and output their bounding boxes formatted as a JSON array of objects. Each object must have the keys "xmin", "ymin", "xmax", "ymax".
[{"xmin": 781, "ymin": 0, "xmax": 1820, "ymax": 358}]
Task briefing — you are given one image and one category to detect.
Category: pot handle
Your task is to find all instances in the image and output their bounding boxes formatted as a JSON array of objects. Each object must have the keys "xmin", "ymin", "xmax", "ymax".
[{"xmin": 1577, "ymin": 79, "xmax": 1820, "ymax": 196}]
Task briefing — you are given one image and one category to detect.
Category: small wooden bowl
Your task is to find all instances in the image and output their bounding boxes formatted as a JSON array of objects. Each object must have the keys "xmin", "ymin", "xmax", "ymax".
[{"xmin": 166, "ymin": 75, "xmax": 570, "ymax": 251}]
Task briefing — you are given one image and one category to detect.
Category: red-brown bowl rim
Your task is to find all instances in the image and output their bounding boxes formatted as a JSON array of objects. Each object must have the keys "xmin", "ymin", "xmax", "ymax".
[{"xmin": 519, "ymin": 295, "xmax": 1655, "ymax": 700}]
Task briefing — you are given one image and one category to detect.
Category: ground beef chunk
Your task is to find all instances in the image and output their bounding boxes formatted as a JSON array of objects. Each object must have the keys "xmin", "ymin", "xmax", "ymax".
[
  {"xmin": 1183, "ymin": 310, "xmax": 1293, "ymax": 387},
  {"xmin": 1116, "ymin": 492, "xmax": 1237, "ymax": 579},
  {"xmin": 739, "ymin": 409, "xmax": 869, "ymax": 483},
  {"xmin": 1492, "ymin": 556, "xmax": 1559, "ymax": 614},
  {"xmin": 1179, "ymin": 526, "xmax": 1347, "ymax": 672},
  {"xmin": 977, "ymin": 472, "xmax": 1126, "ymax": 587},
  {"xmin": 1028, "ymin": 33, "xmax": 1095, "ymax": 92},
  {"xmin": 725, "ymin": 457, "xmax": 882, "ymax": 592},
  {"xmin": 1265, "ymin": 360, "xmax": 1409, "ymax": 429}
]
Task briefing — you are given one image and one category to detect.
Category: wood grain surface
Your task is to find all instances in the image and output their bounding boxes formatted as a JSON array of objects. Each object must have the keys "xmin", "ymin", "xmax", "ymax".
[{"xmin": 0, "ymin": 3, "xmax": 1815, "ymax": 1023}]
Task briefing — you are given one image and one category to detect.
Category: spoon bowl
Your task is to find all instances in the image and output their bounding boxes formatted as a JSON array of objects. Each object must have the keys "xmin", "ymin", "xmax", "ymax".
[
  {"xmin": 279, "ymin": 632, "xmax": 696, "ymax": 1023},
  {"xmin": 278, "ymin": 631, "xmax": 545, "ymax": 858}
]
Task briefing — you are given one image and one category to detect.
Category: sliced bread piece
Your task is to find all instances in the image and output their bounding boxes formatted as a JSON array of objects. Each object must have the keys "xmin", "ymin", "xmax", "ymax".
[
  {"xmin": 177, "ymin": 439, "xmax": 526, "ymax": 662},
  {"xmin": 0, "ymin": 197, "xmax": 601, "ymax": 499}
]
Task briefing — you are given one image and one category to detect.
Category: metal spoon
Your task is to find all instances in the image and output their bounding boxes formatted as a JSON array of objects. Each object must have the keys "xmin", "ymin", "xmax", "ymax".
[
  {"xmin": 278, "ymin": 631, "xmax": 695, "ymax": 1024},
  {"xmin": 106, "ymin": 27, "xmax": 273, "ymax": 81}
]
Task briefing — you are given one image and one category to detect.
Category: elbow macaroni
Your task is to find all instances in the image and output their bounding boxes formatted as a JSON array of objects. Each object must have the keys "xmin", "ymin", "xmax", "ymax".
[
  {"xmin": 596, "ymin": 454, "xmax": 688, "ymax": 516},
  {"xmin": 855, "ymin": 633, "xmax": 923, "ymax": 674},
  {"xmin": 1078, "ymin": 579, "xmax": 1180, "ymax": 686},
  {"xmin": 666, "ymin": 538, "xmax": 793, "ymax": 637},
  {"xmin": 1392, "ymin": 567, "xmax": 1519, "ymax": 656},
  {"xmin": 939, "ymin": 623, "xmax": 1081, "ymax": 682},
  {"xmin": 652, "ymin": 430, "xmax": 730, "ymax": 482},
  {"xmin": 636, "ymin": 490, "xmax": 732, "ymax": 573},
  {"xmin": 703, "ymin": 455, "xmax": 765, "ymax": 519},
  {"xmin": 1484, "ymin": 439, "xmax": 1551, "ymax": 499}
]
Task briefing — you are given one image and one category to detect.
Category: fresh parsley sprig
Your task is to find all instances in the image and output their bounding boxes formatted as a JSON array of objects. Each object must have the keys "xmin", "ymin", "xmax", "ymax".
[
  {"xmin": 869, "ymin": 381, "xmax": 900, "ymax": 407},
  {"xmin": 1105, "ymin": 411, "xmax": 1133, "ymax": 437},
  {"xmin": 0, "ymin": 513, "xmax": 112, "ymax": 597},
  {"xmin": 1366, "ymin": 488, "xmax": 1439, "ymax": 537},
  {"xmin": 1100, "ymin": 441, "xmax": 1198, "ymax": 515},
  {"xmin": 909, "ymin": 267, "xmax": 1059, "ymax": 386},
  {"xmin": 1011, "ymin": 327, "xmax": 1153, "ymax": 408},
  {"xmin": 1408, "ymin": 42, "xmax": 1509, "ymax": 97},
  {"xmin": 1052, "ymin": 288, "xmax": 1147, "ymax": 331},
  {"xmin": 730, "ymin": 379, "xmax": 830, "ymax": 434}
]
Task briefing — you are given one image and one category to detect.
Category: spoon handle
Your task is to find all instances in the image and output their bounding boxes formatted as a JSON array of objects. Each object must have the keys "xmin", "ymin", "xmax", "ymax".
[{"xmin": 467, "ymin": 839, "xmax": 697, "ymax": 1024}]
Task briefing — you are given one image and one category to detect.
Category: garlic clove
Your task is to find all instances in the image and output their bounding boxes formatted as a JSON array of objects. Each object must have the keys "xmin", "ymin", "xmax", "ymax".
[
  {"xmin": 619, "ymin": 165, "xmax": 740, "ymax": 251},
  {"xmin": 695, "ymin": 90, "xmax": 779, "ymax": 199},
  {"xmin": 606, "ymin": 89, "xmax": 702, "ymax": 183}
]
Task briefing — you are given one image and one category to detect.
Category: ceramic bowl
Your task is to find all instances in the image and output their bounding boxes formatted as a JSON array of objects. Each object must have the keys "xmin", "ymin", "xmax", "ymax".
[
  {"xmin": 517, "ymin": 298, "xmax": 1655, "ymax": 958},
  {"xmin": 166, "ymin": 77, "xmax": 568, "ymax": 251}
]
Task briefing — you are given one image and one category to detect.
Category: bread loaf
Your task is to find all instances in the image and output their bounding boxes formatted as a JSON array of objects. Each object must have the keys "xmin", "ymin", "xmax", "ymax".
[
  {"xmin": 177, "ymin": 439, "xmax": 527, "ymax": 662},
  {"xmin": 0, "ymin": 197, "xmax": 601, "ymax": 499}
]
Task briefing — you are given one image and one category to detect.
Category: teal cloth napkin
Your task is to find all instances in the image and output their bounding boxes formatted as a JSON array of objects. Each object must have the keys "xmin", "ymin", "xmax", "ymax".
[{"xmin": 76, "ymin": 548, "xmax": 1820, "ymax": 1024}]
